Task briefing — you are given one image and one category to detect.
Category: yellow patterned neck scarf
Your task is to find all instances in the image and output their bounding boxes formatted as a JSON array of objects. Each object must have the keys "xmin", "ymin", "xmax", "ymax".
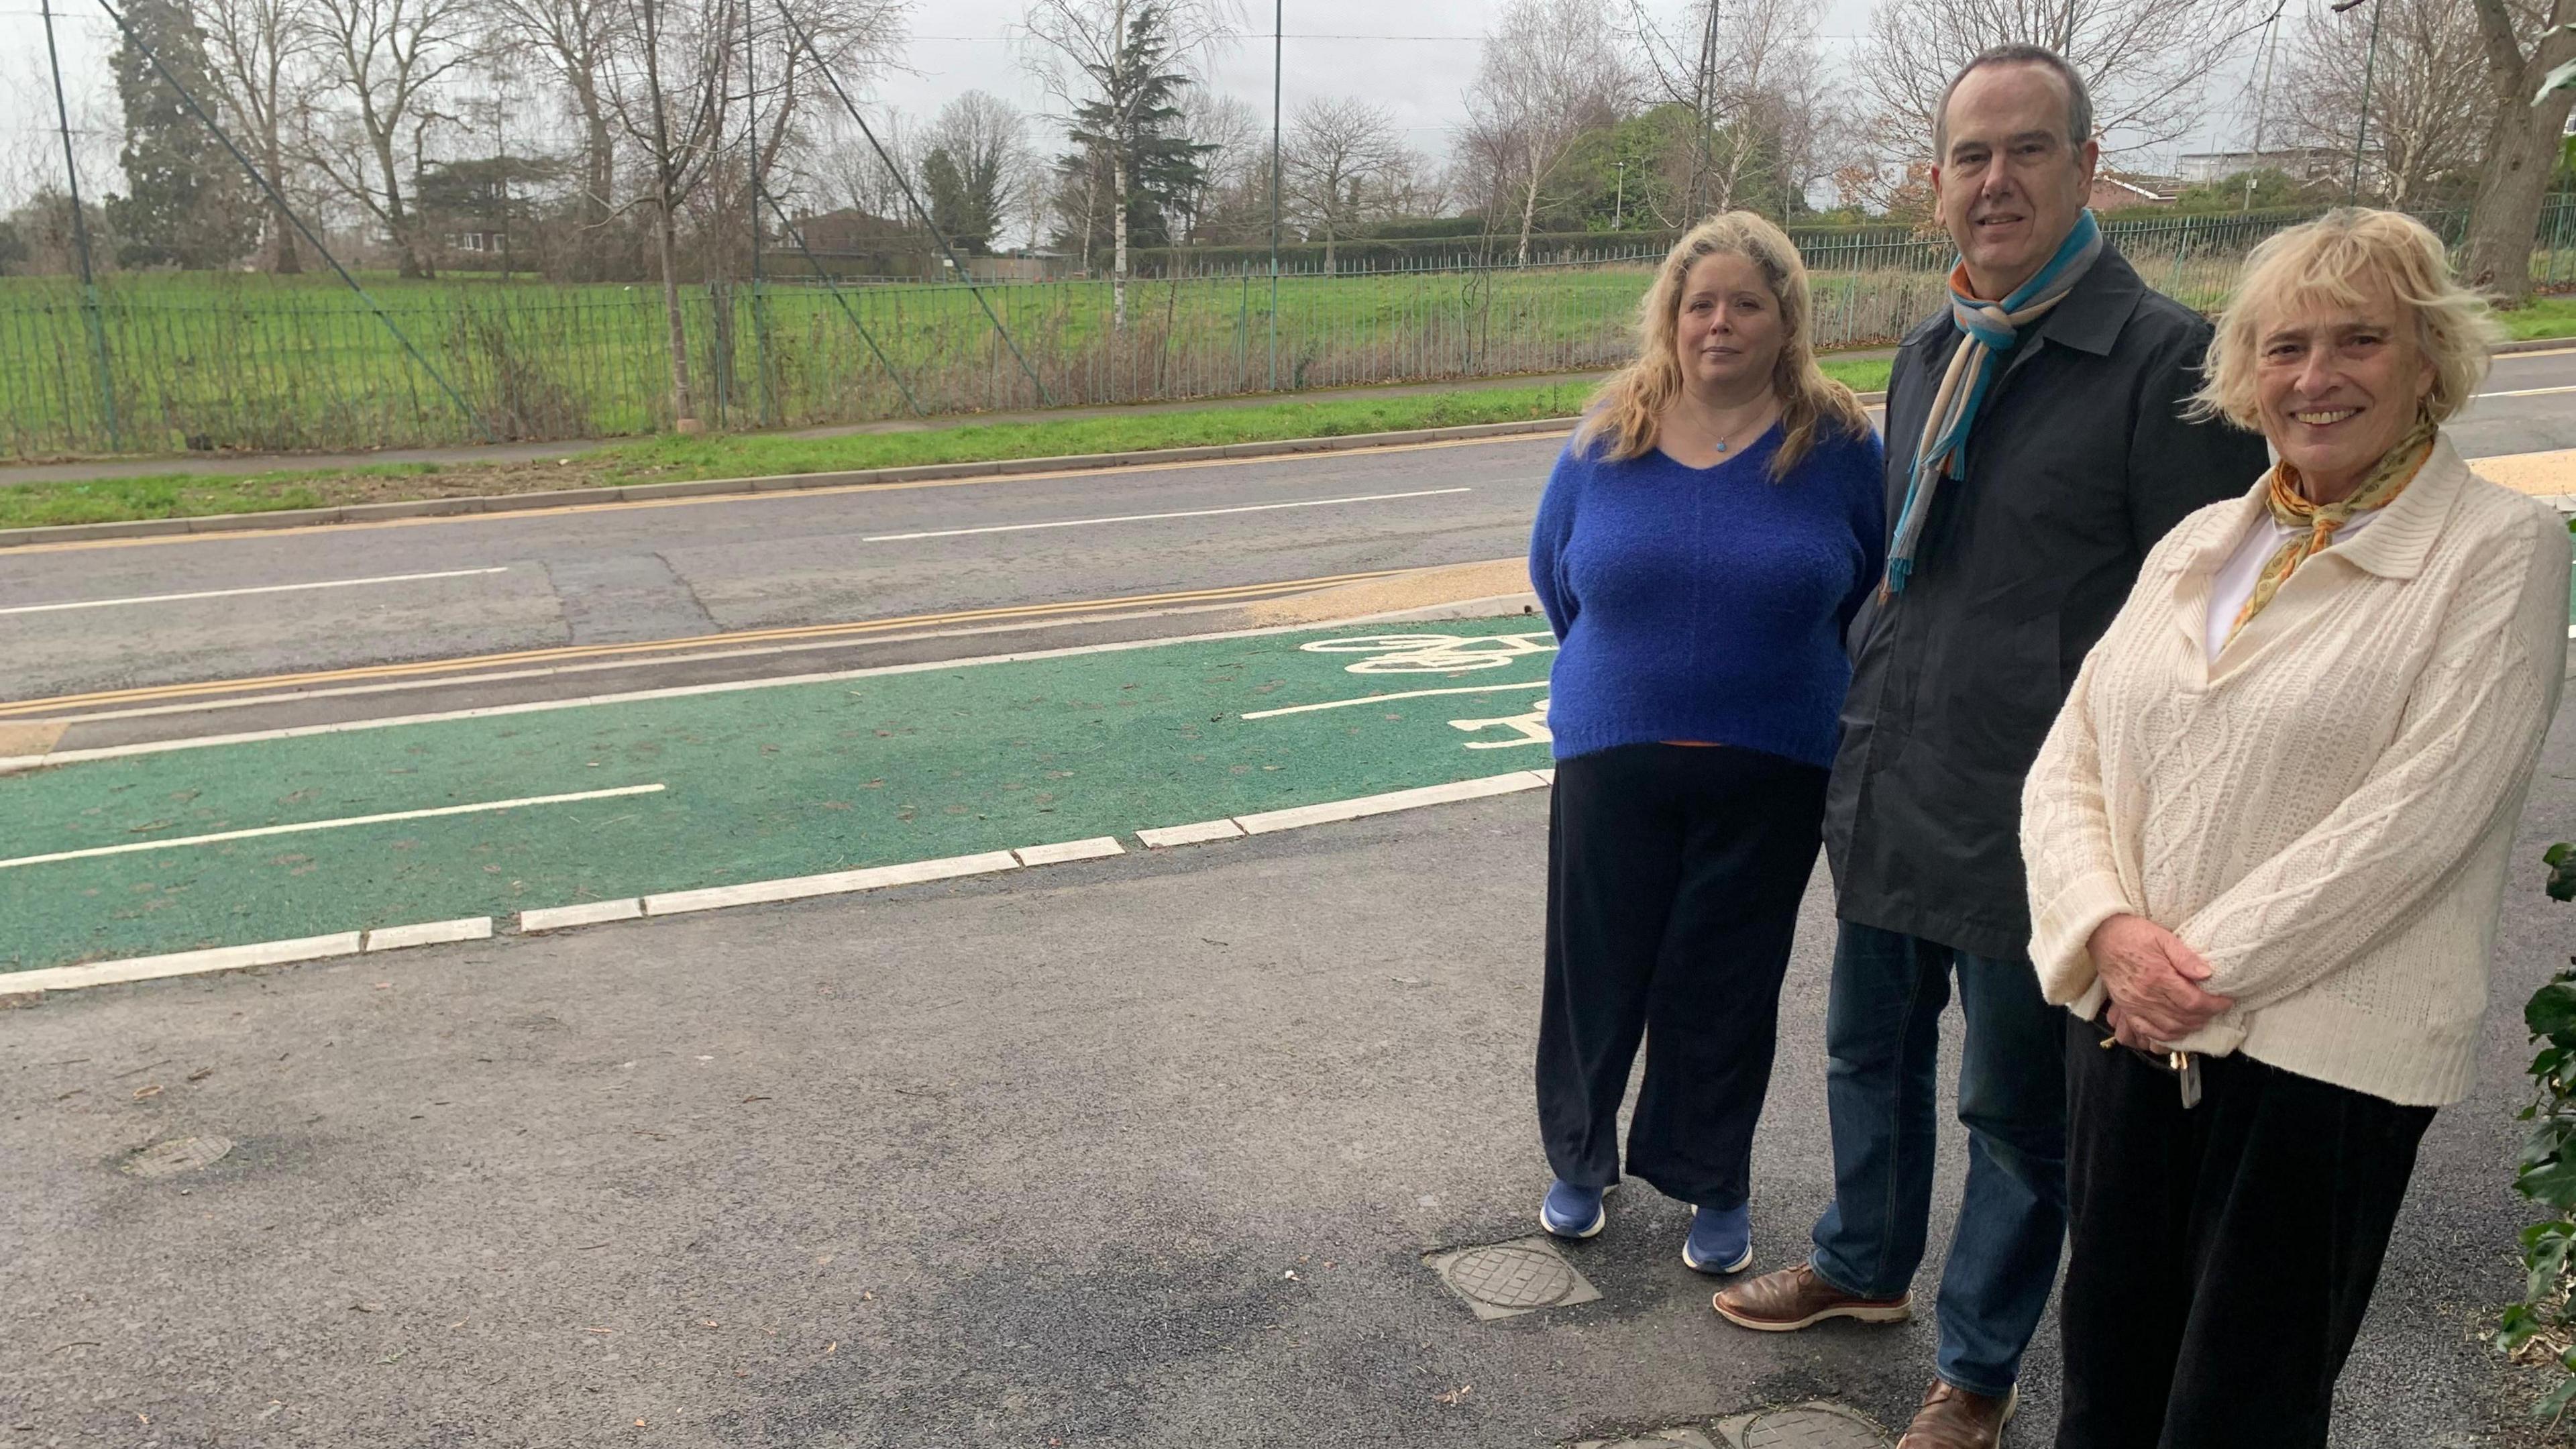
[{"xmin": 2225, "ymin": 419, "xmax": 2436, "ymax": 647}]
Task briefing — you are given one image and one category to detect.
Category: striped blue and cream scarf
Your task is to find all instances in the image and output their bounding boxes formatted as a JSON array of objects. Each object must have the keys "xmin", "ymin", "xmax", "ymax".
[{"xmin": 1882, "ymin": 209, "xmax": 2105, "ymax": 598}]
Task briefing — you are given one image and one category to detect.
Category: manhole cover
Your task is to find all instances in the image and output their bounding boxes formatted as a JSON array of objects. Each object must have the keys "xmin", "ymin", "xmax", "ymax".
[
  {"xmin": 1739, "ymin": 1405, "xmax": 1890, "ymax": 1449},
  {"xmin": 121, "ymin": 1135, "xmax": 233, "ymax": 1179},
  {"xmin": 1451, "ymin": 1244, "xmax": 1578, "ymax": 1307},
  {"xmin": 1425, "ymin": 1236, "xmax": 1602, "ymax": 1320}
]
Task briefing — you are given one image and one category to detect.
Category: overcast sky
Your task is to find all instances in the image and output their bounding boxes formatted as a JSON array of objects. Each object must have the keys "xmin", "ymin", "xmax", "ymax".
[{"xmin": 0, "ymin": 0, "xmax": 2265, "ymax": 216}]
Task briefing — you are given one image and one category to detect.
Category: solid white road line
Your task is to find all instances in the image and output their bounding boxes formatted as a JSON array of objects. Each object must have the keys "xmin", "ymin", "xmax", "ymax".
[
  {"xmin": 1012, "ymin": 837, "xmax": 1126, "ymax": 867},
  {"xmin": 1233, "ymin": 772, "xmax": 1552, "ymax": 835},
  {"xmin": 1240, "ymin": 679, "xmax": 1550, "ymax": 720},
  {"xmin": 521, "ymin": 899, "xmax": 643, "ymax": 932},
  {"xmin": 1136, "ymin": 819, "xmax": 1246, "ymax": 848},
  {"xmin": 364, "ymin": 917, "xmax": 494, "ymax": 951},
  {"xmin": 0, "ymin": 567, "xmax": 509, "ymax": 617},
  {"xmin": 2477, "ymin": 384, "xmax": 2576, "ymax": 400},
  {"xmin": 641, "ymin": 851, "xmax": 1022, "ymax": 916},
  {"xmin": 0, "ymin": 783, "xmax": 666, "ymax": 871},
  {"xmin": 859, "ymin": 488, "xmax": 1473, "ymax": 542},
  {"xmin": 0, "ymin": 932, "xmax": 366, "ymax": 996}
]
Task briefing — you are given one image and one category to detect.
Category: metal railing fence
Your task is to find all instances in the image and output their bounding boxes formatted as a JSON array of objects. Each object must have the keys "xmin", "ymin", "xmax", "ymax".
[{"xmin": 0, "ymin": 201, "xmax": 2567, "ymax": 458}]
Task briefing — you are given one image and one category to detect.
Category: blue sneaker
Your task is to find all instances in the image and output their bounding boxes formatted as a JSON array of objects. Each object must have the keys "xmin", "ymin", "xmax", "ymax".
[
  {"xmin": 1539, "ymin": 1179, "xmax": 1608, "ymax": 1239},
  {"xmin": 1682, "ymin": 1201, "xmax": 1752, "ymax": 1273}
]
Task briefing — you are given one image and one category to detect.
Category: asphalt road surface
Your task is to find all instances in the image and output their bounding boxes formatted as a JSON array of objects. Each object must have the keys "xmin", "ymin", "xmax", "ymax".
[
  {"xmin": 7, "ymin": 682, "xmax": 2576, "ymax": 1447},
  {"xmin": 2, "ymin": 349, "xmax": 2568, "ymax": 714}
]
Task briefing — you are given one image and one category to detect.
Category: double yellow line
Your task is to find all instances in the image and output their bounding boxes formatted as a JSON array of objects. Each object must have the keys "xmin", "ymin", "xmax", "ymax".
[{"xmin": 0, "ymin": 568, "xmax": 1412, "ymax": 721}]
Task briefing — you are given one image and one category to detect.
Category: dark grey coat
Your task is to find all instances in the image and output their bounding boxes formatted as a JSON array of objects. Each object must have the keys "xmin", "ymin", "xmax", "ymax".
[{"xmin": 1822, "ymin": 244, "xmax": 2273, "ymax": 960}]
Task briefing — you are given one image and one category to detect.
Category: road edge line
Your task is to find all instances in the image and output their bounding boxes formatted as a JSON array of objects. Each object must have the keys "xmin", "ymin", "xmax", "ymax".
[
  {"xmin": 0, "ymin": 931, "xmax": 366, "ymax": 1001},
  {"xmin": 1232, "ymin": 771, "xmax": 1552, "ymax": 835},
  {"xmin": 0, "ymin": 771, "xmax": 1561, "ymax": 1004},
  {"xmin": 640, "ymin": 851, "xmax": 1022, "ymax": 916}
]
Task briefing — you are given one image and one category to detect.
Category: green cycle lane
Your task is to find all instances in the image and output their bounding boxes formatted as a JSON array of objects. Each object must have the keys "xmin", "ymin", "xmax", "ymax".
[{"xmin": 0, "ymin": 614, "xmax": 1561, "ymax": 973}]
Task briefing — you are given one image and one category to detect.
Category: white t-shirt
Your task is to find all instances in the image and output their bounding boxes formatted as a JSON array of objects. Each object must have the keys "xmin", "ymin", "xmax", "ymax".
[{"xmin": 2206, "ymin": 508, "xmax": 2383, "ymax": 661}]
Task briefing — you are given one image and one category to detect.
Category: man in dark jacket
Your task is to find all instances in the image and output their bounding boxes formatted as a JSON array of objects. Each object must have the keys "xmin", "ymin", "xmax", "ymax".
[{"xmin": 1713, "ymin": 45, "xmax": 2269, "ymax": 1449}]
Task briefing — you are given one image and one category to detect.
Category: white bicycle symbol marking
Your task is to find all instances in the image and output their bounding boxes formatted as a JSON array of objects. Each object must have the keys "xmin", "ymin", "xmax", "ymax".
[
  {"xmin": 1450, "ymin": 697, "xmax": 1553, "ymax": 749},
  {"xmin": 1299, "ymin": 632, "xmax": 1558, "ymax": 674}
]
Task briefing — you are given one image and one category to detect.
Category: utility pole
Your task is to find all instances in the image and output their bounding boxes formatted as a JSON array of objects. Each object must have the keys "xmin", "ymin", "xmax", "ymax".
[
  {"xmin": 745, "ymin": 0, "xmax": 773, "ymax": 426},
  {"xmin": 1268, "ymin": 0, "xmax": 1281, "ymax": 391},
  {"xmin": 2247, "ymin": 3, "xmax": 2282, "ymax": 211},
  {"xmin": 43, "ymin": 0, "xmax": 118, "ymax": 449},
  {"xmin": 1695, "ymin": 0, "xmax": 1718, "ymax": 221},
  {"xmin": 2346, "ymin": 0, "xmax": 2383, "ymax": 205}
]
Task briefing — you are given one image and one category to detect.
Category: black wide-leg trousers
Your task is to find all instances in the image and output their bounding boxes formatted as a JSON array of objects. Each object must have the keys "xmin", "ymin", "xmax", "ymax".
[
  {"xmin": 1535, "ymin": 742, "xmax": 1827, "ymax": 1210},
  {"xmin": 2056, "ymin": 1013, "xmax": 2436, "ymax": 1449}
]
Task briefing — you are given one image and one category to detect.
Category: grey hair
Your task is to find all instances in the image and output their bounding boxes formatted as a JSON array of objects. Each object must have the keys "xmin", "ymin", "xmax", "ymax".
[{"xmin": 1932, "ymin": 44, "xmax": 2095, "ymax": 158}]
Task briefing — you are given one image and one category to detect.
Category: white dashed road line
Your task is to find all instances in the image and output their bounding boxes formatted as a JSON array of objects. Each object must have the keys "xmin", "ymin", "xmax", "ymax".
[{"xmin": 0, "ymin": 567, "xmax": 510, "ymax": 616}]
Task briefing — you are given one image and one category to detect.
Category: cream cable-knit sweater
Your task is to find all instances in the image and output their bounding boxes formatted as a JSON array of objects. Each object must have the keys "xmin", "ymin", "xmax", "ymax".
[{"xmin": 2022, "ymin": 435, "xmax": 2570, "ymax": 1106}]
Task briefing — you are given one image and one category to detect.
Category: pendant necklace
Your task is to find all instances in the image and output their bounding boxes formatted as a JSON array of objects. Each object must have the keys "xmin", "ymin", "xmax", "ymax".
[{"xmin": 1710, "ymin": 403, "xmax": 1776, "ymax": 455}]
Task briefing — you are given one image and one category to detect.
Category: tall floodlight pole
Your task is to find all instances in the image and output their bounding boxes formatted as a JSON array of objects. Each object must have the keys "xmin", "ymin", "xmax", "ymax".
[
  {"xmin": 1268, "ymin": 0, "xmax": 1282, "ymax": 392},
  {"xmin": 2346, "ymin": 0, "xmax": 2384, "ymax": 204},
  {"xmin": 2247, "ymin": 5, "xmax": 2282, "ymax": 210},
  {"xmin": 745, "ymin": 0, "xmax": 773, "ymax": 425},
  {"xmin": 42, "ymin": 0, "xmax": 119, "ymax": 449}
]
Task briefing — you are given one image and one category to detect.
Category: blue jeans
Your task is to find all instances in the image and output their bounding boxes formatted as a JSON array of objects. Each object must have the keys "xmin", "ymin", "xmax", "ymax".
[{"xmin": 1808, "ymin": 920, "xmax": 2067, "ymax": 1399}]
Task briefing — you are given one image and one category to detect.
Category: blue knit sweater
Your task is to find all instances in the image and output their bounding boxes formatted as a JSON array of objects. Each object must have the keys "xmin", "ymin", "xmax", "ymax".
[{"xmin": 1528, "ymin": 422, "xmax": 1886, "ymax": 767}]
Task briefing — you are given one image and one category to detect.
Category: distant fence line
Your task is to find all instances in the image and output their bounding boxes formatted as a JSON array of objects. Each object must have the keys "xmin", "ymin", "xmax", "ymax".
[{"xmin": 0, "ymin": 202, "xmax": 2567, "ymax": 460}]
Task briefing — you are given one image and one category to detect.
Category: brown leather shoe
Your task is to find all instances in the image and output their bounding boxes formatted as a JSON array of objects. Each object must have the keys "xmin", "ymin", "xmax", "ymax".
[
  {"xmin": 1710, "ymin": 1261, "xmax": 1912, "ymax": 1331},
  {"xmin": 1894, "ymin": 1380, "xmax": 2017, "ymax": 1449}
]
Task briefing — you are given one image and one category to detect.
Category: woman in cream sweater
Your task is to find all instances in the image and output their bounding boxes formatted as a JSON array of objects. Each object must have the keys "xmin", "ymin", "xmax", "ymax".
[{"xmin": 2021, "ymin": 208, "xmax": 2570, "ymax": 1447}]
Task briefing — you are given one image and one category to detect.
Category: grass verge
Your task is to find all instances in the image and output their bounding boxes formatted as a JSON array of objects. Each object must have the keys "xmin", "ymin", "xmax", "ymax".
[
  {"xmin": 2502, "ymin": 296, "xmax": 2576, "ymax": 341},
  {"xmin": 0, "ymin": 361, "xmax": 1894, "ymax": 531}
]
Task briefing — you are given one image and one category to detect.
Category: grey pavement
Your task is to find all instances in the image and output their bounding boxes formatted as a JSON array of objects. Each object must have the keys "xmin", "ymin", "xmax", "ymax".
[
  {"xmin": 2, "ymin": 350, "xmax": 2569, "ymax": 717},
  {"xmin": 7, "ymin": 689, "xmax": 2576, "ymax": 1446}
]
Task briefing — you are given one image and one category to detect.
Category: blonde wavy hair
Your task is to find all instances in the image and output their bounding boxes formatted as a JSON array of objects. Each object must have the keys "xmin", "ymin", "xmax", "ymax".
[
  {"xmin": 2194, "ymin": 207, "xmax": 2502, "ymax": 430},
  {"xmin": 1573, "ymin": 211, "xmax": 1870, "ymax": 479}
]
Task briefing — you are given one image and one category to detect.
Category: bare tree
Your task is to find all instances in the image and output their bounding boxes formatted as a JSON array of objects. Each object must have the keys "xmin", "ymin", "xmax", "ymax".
[
  {"xmin": 199, "ymin": 0, "xmax": 309, "ymax": 270},
  {"xmin": 1018, "ymin": 0, "xmax": 1236, "ymax": 327},
  {"xmin": 2459, "ymin": 0, "xmax": 2576, "ymax": 300},
  {"xmin": 1856, "ymin": 0, "xmax": 2261, "ymax": 154},
  {"xmin": 603, "ymin": 0, "xmax": 733, "ymax": 429},
  {"xmin": 2276, "ymin": 0, "xmax": 2486, "ymax": 205},
  {"xmin": 1631, "ymin": 0, "xmax": 1825, "ymax": 217},
  {"xmin": 296, "ymin": 0, "xmax": 478, "ymax": 277},
  {"xmin": 1462, "ymin": 0, "xmax": 1632, "ymax": 265},
  {"xmin": 1171, "ymin": 88, "xmax": 1260, "ymax": 244},
  {"xmin": 806, "ymin": 103, "xmax": 912, "ymax": 219},
  {"xmin": 485, "ymin": 0, "xmax": 618, "ymax": 262},
  {"xmin": 1280, "ymin": 97, "xmax": 1413, "ymax": 270}
]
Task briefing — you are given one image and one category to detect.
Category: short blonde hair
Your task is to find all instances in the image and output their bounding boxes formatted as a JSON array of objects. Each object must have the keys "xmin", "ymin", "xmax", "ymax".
[
  {"xmin": 1574, "ymin": 211, "xmax": 1870, "ymax": 479},
  {"xmin": 2196, "ymin": 207, "xmax": 2502, "ymax": 430}
]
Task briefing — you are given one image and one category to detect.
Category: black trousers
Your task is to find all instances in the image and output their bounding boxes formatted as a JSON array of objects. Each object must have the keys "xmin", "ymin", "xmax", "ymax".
[
  {"xmin": 2057, "ymin": 1012, "xmax": 2436, "ymax": 1449},
  {"xmin": 1536, "ymin": 743, "xmax": 1827, "ymax": 1210}
]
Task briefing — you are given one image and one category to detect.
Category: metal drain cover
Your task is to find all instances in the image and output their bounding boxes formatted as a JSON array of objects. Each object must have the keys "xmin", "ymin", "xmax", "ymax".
[
  {"xmin": 1721, "ymin": 1404, "xmax": 1890, "ymax": 1449},
  {"xmin": 1424, "ymin": 1236, "xmax": 1602, "ymax": 1320},
  {"xmin": 121, "ymin": 1135, "xmax": 233, "ymax": 1179}
]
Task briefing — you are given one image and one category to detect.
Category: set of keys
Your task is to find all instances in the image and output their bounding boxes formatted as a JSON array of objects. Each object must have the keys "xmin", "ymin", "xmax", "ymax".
[{"xmin": 2100, "ymin": 1031, "xmax": 2203, "ymax": 1108}]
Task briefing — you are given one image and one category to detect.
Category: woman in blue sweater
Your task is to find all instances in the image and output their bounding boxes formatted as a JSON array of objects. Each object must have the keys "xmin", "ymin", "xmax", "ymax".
[{"xmin": 1528, "ymin": 211, "xmax": 1884, "ymax": 1273}]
